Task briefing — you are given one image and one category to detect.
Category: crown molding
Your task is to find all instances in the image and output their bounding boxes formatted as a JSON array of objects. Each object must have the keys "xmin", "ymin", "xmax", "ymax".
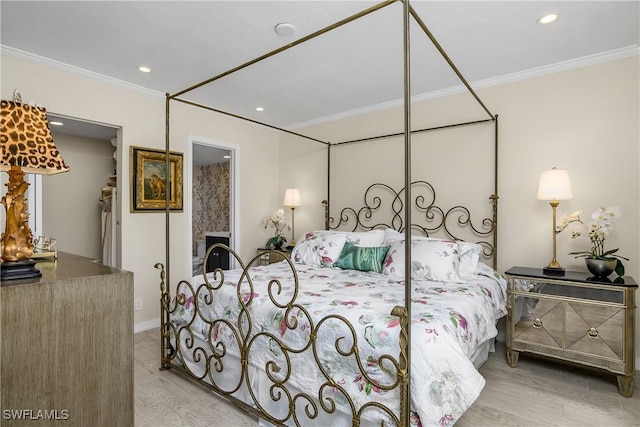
[
  {"xmin": 289, "ymin": 45, "xmax": 640, "ymax": 130},
  {"xmin": 1, "ymin": 45, "xmax": 164, "ymax": 98},
  {"xmin": 467, "ymin": 45, "xmax": 640, "ymax": 93},
  {"xmin": 2, "ymin": 44, "xmax": 637, "ymax": 130}
]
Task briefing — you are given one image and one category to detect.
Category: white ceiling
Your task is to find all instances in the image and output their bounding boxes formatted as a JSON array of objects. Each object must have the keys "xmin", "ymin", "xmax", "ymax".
[
  {"xmin": 47, "ymin": 113, "xmax": 119, "ymax": 140},
  {"xmin": 2, "ymin": 1, "xmax": 639, "ymax": 131},
  {"xmin": 193, "ymin": 144, "xmax": 231, "ymax": 165}
]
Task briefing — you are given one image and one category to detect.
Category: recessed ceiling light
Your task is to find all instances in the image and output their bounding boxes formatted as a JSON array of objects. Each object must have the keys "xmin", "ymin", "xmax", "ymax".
[
  {"xmin": 256, "ymin": 107, "xmax": 264, "ymax": 112},
  {"xmin": 49, "ymin": 121, "xmax": 64, "ymax": 126},
  {"xmin": 138, "ymin": 66, "xmax": 151, "ymax": 73},
  {"xmin": 223, "ymin": 155, "xmax": 231, "ymax": 159},
  {"xmin": 538, "ymin": 13, "xmax": 558, "ymax": 24},
  {"xmin": 274, "ymin": 22, "xmax": 295, "ymax": 36}
]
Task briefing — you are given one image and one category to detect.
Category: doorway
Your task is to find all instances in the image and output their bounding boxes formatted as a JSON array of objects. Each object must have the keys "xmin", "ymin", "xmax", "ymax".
[
  {"xmin": 186, "ymin": 136, "xmax": 240, "ymax": 275},
  {"xmin": 5, "ymin": 113, "xmax": 121, "ymax": 265}
]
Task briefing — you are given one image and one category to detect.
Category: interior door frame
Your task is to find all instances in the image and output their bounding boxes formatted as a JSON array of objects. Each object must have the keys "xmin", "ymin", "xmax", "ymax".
[{"xmin": 186, "ymin": 135, "xmax": 240, "ymax": 273}]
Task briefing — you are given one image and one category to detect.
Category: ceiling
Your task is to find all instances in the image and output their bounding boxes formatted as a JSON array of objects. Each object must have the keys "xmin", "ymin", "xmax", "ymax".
[
  {"xmin": 47, "ymin": 114, "xmax": 119, "ymax": 140},
  {"xmin": 2, "ymin": 1, "xmax": 639, "ymax": 131},
  {"xmin": 193, "ymin": 144, "xmax": 231, "ymax": 165}
]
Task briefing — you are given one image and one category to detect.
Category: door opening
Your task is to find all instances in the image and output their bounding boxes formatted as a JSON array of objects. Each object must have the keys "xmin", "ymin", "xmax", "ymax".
[
  {"xmin": 16, "ymin": 114, "xmax": 120, "ymax": 266},
  {"xmin": 187, "ymin": 136, "xmax": 240, "ymax": 276}
]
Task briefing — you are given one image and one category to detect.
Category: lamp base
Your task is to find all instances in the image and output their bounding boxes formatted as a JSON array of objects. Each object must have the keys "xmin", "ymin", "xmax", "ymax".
[
  {"xmin": 1, "ymin": 259, "xmax": 42, "ymax": 281},
  {"xmin": 543, "ymin": 266, "xmax": 565, "ymax": 276}
]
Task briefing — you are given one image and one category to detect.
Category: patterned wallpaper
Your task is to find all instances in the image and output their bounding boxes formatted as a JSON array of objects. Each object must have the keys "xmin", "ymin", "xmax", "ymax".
[{"xmin": 192, "ymin": 162, "xmax": 230, "ymax": 254}]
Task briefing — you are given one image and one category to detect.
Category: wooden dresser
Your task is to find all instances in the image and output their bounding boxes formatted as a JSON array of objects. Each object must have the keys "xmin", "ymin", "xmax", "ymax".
[{"xmin": 1, "ymin": 252, "xmax": 134, "ymax": 426}]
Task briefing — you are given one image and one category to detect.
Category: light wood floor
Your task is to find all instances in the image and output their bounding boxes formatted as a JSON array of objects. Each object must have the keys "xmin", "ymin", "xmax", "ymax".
[{"xmin": 135, "ymin": 328, "xmax": 639, "ymax": 426}]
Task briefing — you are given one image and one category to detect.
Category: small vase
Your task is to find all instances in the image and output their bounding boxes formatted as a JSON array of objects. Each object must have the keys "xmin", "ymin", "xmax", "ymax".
[
  {"xmin": 585, "ymin": 258, "xmax": 616, "ymax": 278},
  {"xmin": 272, "ymin": 236, "xmax": 285, "ymax": 250}
]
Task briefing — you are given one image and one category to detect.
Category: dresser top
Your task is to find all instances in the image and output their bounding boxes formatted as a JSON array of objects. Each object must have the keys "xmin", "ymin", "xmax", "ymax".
[
  {"xmin": 505, "ymin": 266, "xmax": 637, "ymax": 288},
  {"xmin": 1, "ymin": 252, "xmax": 131, "ymax": 288}
]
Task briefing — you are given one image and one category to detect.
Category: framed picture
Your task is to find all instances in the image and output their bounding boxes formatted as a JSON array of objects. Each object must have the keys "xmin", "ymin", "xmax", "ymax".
[{"xmin": 130, "ymin": 146, "xmax": 183, "ymax": 212}]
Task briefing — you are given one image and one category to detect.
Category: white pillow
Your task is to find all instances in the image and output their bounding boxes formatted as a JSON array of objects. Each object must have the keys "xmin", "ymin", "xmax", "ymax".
[
  {"xmin": 382, "ymin": 239, "xmax": 461, "ymax": 282},
  {"xmin": 344, "ymin": 229, "xmax": 385, "ymax": 246},
  {"xmin": 291, "ymin": 231, "xmax": 348, "ymax": 267},
  {"xmin": 291, "ymin": 232, "xmax": 320, "ymax": 265},
  {"xmin": 383, "ymin": 228, "xmax": 404, "ymax": 244},
  {"xmin": 384, "ymin": 231, "xmax": 483, "ymax": 278},
  {"xmin": 457, "ymin": 241, "xmax": 482, "ymax": 279}
]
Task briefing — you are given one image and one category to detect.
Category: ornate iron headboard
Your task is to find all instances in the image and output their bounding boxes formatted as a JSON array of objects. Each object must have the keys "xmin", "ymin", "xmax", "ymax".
[{"xmin": 323, "ymin": 180, "xmax": 498, "ymax": 268}]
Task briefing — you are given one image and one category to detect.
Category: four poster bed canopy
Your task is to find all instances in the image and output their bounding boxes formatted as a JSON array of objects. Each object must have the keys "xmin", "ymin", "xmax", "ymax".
[{"xmin": 158, "ymin": 1, "xmax": 501, "ymax": 425}]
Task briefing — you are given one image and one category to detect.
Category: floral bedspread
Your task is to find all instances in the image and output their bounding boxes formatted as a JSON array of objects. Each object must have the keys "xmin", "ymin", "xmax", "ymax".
[{"xmin": 172, "ymin": 261, "xmax": 507, "ymax": 427}]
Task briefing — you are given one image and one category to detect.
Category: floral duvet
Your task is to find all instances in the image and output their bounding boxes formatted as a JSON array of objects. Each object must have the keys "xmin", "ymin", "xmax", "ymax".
[{"xmin": 172, "ymin": 261, "xmax": 507, "ymax": 427}]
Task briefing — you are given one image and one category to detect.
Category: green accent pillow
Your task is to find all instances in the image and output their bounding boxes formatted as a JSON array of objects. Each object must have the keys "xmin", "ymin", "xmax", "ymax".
[{"xmin": 334, "ymin": 242, "xmax": 390, "ymax": 274}]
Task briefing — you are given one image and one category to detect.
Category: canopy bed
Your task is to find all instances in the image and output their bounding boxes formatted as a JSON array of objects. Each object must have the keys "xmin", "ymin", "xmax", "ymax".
[{"xmin": 157, "ymin": 1, "xmax": 501, "ymax": 425}]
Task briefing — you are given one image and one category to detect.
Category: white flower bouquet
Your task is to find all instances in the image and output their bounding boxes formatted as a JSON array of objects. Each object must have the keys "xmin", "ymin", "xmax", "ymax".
[
  {"xmin": 559, "ymin": 206, "xmax": 628, "ymax": 276},
  {"xmin": 263, "ymin": 208, "xmax": 290, "ymax": 249}
]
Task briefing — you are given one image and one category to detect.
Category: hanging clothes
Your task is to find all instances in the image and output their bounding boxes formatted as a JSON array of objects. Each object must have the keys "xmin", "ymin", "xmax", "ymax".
[{"xmin": 99, "ymin": 186, "xmax": 116, "ymax": 266}]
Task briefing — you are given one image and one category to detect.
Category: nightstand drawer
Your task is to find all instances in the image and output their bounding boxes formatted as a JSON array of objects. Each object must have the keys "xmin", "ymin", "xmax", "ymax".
[
  {"xmin": 514, "ymin": 297, "xmax": 564, "ymax": 350},
  {"xmin": 513, "ymin": 295, "xmax": 624, "ymax": 361},
  {"xmin": 564, "ymin": 301, "xmax": 624, "ymax": 360},
  {"xmin": 515, "ymin": 279, "xmax": 624, "ymax": 303}
]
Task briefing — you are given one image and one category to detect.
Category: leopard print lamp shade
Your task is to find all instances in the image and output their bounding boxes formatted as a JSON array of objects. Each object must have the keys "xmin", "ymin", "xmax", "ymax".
[
  {"xmin": 1, "ymin": 99, "xmax": 69, "ymax": 267},
  {"xmin": 0, "ymin": 100, "xmax": 70, "ymax": 175}
]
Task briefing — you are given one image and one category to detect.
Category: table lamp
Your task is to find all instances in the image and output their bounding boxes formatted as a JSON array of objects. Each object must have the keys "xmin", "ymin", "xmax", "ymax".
[
  {"xmin": 536, "ymin": 167, "xmax": 572, "ymax": 275},
  {"xmin": 1, "ymin": 94, "xmax": 70, "ymax": 280},
  {"xmin": 283, "ymin": 188, "xmax": 301, "ymax": 247}
]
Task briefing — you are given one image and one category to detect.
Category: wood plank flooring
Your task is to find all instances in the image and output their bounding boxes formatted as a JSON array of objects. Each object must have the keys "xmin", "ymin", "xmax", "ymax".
[{"xmin": 135, "ymin": 328, "xmax": 639, "ymax": 426}]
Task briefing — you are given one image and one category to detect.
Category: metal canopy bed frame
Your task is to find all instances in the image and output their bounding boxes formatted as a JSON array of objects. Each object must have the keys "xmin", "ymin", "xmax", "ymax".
[{"xmin": 158, "ymin": 1, "xmax": 499, "ymax": 425}]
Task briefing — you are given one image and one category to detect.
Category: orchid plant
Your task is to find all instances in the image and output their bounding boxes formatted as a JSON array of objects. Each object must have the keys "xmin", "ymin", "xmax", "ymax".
[
  {"xmin": 556, "ymin": 210, "xmax": 582, "ymax": 235},
  {"xmin": 558, "ymin": 207, "xmax": 628, "ymax": 276},
  {"xmin": 263, "ymin": 208, "xmax": 290, "ymax": 249}
]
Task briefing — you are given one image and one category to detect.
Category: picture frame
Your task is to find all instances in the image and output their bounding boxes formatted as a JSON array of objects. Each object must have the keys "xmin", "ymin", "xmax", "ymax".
[{"xmin": 130, "ymin": 146, "xmax": 183, "ymax": 212}]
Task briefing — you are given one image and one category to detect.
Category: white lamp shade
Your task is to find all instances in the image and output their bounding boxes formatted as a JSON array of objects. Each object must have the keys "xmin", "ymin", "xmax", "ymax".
[
  {"xmin": 536, "ymin": 168, "xmax": 573, "ymax": 201},
  {"xmin": 283, "ymin": 188, "xmax": 301, "ymax": 207}
]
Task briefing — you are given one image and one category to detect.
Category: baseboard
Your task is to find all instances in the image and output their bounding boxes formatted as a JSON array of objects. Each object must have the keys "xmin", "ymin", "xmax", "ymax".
[{"xmin": 134, "ymin": 318, "xmax": 160, "ymax": 333}]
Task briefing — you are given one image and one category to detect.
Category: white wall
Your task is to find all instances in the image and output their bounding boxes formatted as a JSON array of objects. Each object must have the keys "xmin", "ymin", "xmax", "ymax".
[
  {"xmin": 287, "ymin": 55, "xmax": 639, "ymax": 277},
  {"xmin": 42, "ymin": 133, "xmax": 115, "ymax": 260},
  {"xmin": 282, "ymin": 55, "xmax": 640, "ymax": 363}
]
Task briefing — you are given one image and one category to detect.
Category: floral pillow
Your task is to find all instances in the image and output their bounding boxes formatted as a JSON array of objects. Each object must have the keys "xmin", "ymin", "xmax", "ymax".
[
  {"xmin": 382, "ymin": 239, "xmax": 461, "ymax": 282},
  {"xmin": 384, "ymin": 231, "xmax": 483, "ymax": 279},
  {"xmin": 291, "ymin": 231, "xmax": 347, "ymax": 266},
  {"xmin": 334, "ymin": 242, "xmax": 390, "ymax": 273},
  {"xmin": 291, "ymin": 233, "xmax": 317, "ymax": 265}
]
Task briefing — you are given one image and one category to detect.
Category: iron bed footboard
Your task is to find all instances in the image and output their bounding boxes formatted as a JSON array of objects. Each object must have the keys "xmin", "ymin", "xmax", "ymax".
[
  {"xmin": 157, "ymin": 249, "xmax": 409, "ymax": 426},
  {"xmin": 156, "ymin": 174, "xmax": 497, "ymax": 425}
]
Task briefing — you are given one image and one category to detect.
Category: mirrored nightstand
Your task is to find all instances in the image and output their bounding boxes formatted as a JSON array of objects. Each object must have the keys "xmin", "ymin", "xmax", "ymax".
[
  {"xmin": 505, "ymin": 266, "xmax": 637, "ymax": 397},
  {"xmin": 256, "ymin": 247, "xmax": 292, "ymax": 266}
]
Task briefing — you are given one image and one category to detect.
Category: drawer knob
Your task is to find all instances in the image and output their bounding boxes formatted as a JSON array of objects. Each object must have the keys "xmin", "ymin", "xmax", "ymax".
[
  {"xmin": 533, "ymin": 318, "xmax": 542, "ymax": 328},
  {"xmin": 588, "ymin": 327, "xmax": 599, "ymax": 338}
]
